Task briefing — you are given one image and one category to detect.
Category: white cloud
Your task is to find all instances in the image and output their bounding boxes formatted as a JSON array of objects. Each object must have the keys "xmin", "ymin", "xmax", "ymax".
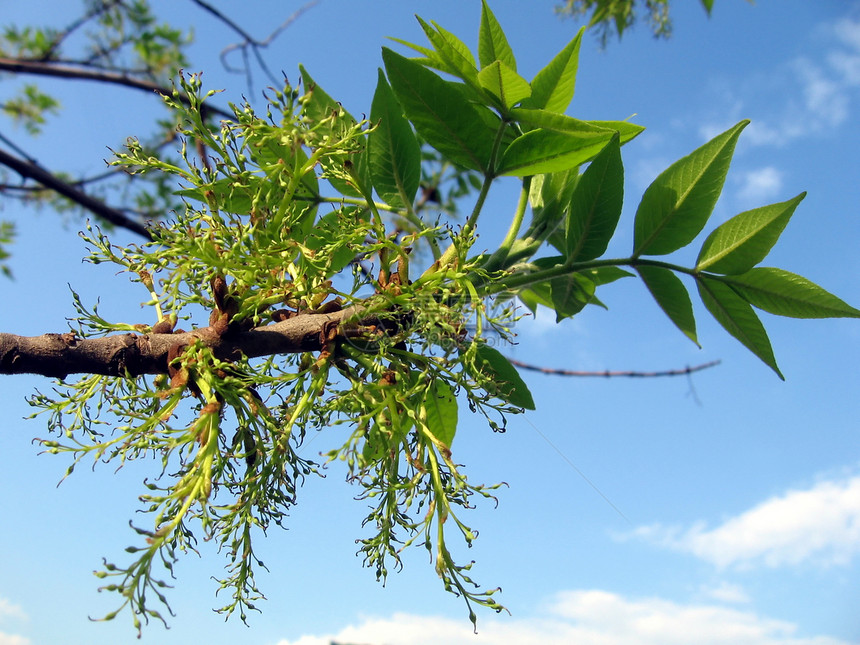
[
  {"xmin": 736, "ymin": 166, "xmax": 784, "ymax": 203},
  {"xmin": 700, "ymin": 581, "xmax": 751, "ymax": 605},
  {"xmin": 0, "ymin": 601, "xmax": 24, "ymax": 621},
  {"xmin": 631, "ymin": 475, "xmax": 860, "ymax": 569},
  {"xmin": 274, "ymin": 590, "xmax": 849, "ymax": 645},
  {"xmin": 698, "ymin": 14, "xmax": 860, "ymax": 148},
  {"xmin": 0, "ymin": 635, "xmax": 29, "ymax": 645}
]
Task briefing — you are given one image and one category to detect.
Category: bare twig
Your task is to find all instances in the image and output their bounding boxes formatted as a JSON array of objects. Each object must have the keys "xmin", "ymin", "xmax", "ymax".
[
  {"xmin": 0, "ymin": 146, "xmax": 152, "ymax": 240},
  {"xmin": 0, "ymin": 57, "xmax": 233, "ymax": 120},
  {"xmin": 507, "ymin": 358, "xmax": 721, "ymax": 378},
  {"xmin": 189, "ymin": 0, "xmax": 318, "ymax": 88}
]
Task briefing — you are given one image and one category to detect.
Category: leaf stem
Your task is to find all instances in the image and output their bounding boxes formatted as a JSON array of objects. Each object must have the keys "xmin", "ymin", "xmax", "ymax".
[{"xmin": 485, "ymin": 256, "xmax": 700, "ymax": 295}]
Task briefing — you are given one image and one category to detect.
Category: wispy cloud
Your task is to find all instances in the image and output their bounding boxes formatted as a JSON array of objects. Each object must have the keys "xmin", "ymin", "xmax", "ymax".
[
  {"xmin": 736, "ymin": 166, "xmax": 784, "ymax": 203},
  {"xmin": 699, "ymin": 581, "xmax": 751, "ymax": 604},
  {"xmin": 699, "ymin": 15, "xmax": 860, "ymax": 146},
  {"xmin": 0, "ymin": 601, "xmax": 24, "ymax": 622},
  {"xmin": 630, "ymin": 474, "xmax": 860, "ymax": 569},
  {"xmin": 0, "ymin": 599, "xmax": 28, "ymax": 645},
  {"xmin": 274, "ymin": 589, "xmax": 849, "ymax": 645}
]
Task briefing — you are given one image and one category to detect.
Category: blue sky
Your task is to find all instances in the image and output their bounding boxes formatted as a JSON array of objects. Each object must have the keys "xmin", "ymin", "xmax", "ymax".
[{"xmin": 1, "ymin": 1, "xmax": 859, "ymax": 644}]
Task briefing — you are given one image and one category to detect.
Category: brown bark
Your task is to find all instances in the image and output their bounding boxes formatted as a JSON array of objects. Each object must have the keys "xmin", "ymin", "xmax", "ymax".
[{"xmin": 0, "ymin": 305, "xmax": 367, "ymax": 379}]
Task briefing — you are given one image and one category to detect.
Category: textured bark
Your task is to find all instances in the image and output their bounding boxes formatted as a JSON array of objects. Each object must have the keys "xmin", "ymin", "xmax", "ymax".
[{"xmin": 0, "ymin": 305, "xmax": 367, "ymax": 379}]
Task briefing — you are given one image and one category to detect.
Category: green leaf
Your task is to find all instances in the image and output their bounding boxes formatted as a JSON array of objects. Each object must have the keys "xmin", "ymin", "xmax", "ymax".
[
  {"xmin": 566, "ymin": 134, "xmax": 624, "ymax": 261},
  {"xmin": 497, "ymin": 128, "xmax": 613, "ymax": 177},
  {"xmin": 586, "ymin": 120, "xmax": 645, "ymax": 145},
  {"xmin": 633, "ymin": 120, "xmax": 749, "ymax": 257},
  {"xmin": 636, "ymin": 265, "xmax": 699, "ymax": 345},
  {"xmin": 518, "ymin": 282, "xmax": 553, "ymax": 315},
  {"xmin": 523, "ymin": 28, "xmax": 584, "ymax": 114},
  {"xmin": 382, "ymin": 47, "xmax": 496, "ymax": 172},
  {"xmin": 584, "ymin": 266, "xmax": 634, "ymax": 286},
  {"xmin": 722, "ymin": 268, "xmax": 860, "ymax": 319},
  {"xmin": 175, "ymin": 178, "xmax": 253, "ymax": 214},
  {"xmin": 299, "ymin": 65, "xmax": 369, "ymax": 198},
  {"xmin": 369, "ymin": 70, "xmax": 421, "ymax": 209},
  {"xmin": 696, "ymin": 193, "xmax": 806, "ymax": 274},
  {"xmin": 697, "ymin": 275, "xmax": 783, "ymax": 378},
  {"xmin": 550, "ymin": 272, "xmax": 595, "ymax": 321},
  {"xmin": 477, "ymin": 61, "xmax": 531, "ymax": 110},
  {"xmin": 510, "ymin": 108, "xmax": 616, "ymax": 136},
  {"xmin": 479, "ymin": 0, "xmax": 517, "ymax": 70},
  {"xmin": 525, "ymin": 168, "xmax": 579, "ymax": 253},
  {"xmin": 416, "ymin": 17, "xmax": 480, "ymax": 88},
  {"xmin": 469, "ymin": 344, "xmax": 535, "ymax": 410},
  {"xmin": 423, "ymin": 379, "xmax": 458, "ymax": 448}
]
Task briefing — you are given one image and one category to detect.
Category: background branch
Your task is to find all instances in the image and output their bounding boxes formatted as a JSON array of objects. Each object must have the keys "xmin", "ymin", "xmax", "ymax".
[
  {"xmin": 0, "ymin": 146, "xmax": 152, "ymax": 239},
  {"xmin": 506, "ymin": 358, "xmax": 721, "ymax": 377},
  {"xmin": 0, "ymin": 57, "xmax": 233, "ymax": 120}
]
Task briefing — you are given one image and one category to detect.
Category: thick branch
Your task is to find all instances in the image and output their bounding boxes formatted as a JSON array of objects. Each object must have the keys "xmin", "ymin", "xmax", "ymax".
[
  {"xmin": 0, "ymin": 57, "xmax": 233, "ymax": 120},
  {"xmin": 0, "ymin": 145, "xmax": 153, "ymax": 240},
  {"xmin": 0, "ymin": 305, "xmax": 367, "ymax": 379}
]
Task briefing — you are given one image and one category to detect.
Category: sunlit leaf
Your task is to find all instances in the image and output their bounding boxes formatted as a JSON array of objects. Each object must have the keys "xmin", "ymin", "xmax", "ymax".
[
  {"xmin": 497, "ymin": 128, "xmax": 612, "ymax": 176},
  {"xmin": 634, "ymin": 121, "xmax": 748, "ymax": 257},
  {"xmin": 382, "ymin": 48, "xmax": 495, "ymax": 172},
  {"xmin": 697, "ymin": 275, "xmax": 783, "ymax": 378},
  {"xmin": 477, "ymin": 61, "xmax": 531, "ymax": 109},
  {"xmin": 416, "ymin": 16, "xmax": 480, "ymax": 87},
  {"xmin": 369, "ymin": 70, "xmax": 421, "ymax": 209},
  {"xmin": 566, "ymin": 134, "xmax": 623, "ymax": 261},
  {"xmin": 696, "ymin": 193, "xmax": 806, "ymax": 274},
  {"xmin": 423, "ymin": 379, "xmax": 458, "ymax": 448},
  {"xmin": 468, "ymin": 344, "xmax": 535, "ymax": 409},
  {"xmin": 723, "ymin": 268, "xmax": 860, "ymax": 319},
  {"xmin": 479, "ymin": 0, "xmax": 516, "ymax": 70},
  {"xmin": 637, "ymin": 265, "xmax": 699, "ymax": 345},
  {"xmin": 523, "ymin": 28, "xmax": 583, "ymax": 113}
]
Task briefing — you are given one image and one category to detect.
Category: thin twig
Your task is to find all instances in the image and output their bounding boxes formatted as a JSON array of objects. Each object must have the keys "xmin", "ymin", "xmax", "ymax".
[
  {"xmin": 190, "ymin": 0, "xmax": 318, "ymax": 88},
  {"xmin": 0, "ymin": 57, "xmax": 233, "ymax": 120},
  {"xmin": 0, "ymin": 146, "xmax": 152, "ymax": 240},
  {"xmin": 507, "ymin": 358, "xmax": 721, "ymax": 378}
]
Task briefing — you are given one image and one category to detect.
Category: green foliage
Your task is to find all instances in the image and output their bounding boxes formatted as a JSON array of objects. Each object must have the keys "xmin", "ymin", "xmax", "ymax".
[
  {"xmin": 0, "ymin": 221, "xmax": 14, "ymax": 278},
  {"xmin": 26, "ymin": 2, "xmax": 858, "ymax": 636},
  {"xmin": 556, "ymin": 0, "xmax": 712, "ymax": 44}
]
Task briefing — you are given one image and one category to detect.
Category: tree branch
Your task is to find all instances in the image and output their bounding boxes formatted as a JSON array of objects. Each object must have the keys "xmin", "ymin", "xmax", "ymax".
[
  {"xmin": 0, "ymin": 305, "xmax": 369, "ymax": 379},
  {"xmin": 507, "ymin": 358, "xmax": 721, "ymax": 377},
  {"xmin": 0, "ymin": 145, "xmax": 153, "ymax": 240},
  {"xmin": 0, "ymin": 57, "xmax": 233, "ymax": 120}
]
